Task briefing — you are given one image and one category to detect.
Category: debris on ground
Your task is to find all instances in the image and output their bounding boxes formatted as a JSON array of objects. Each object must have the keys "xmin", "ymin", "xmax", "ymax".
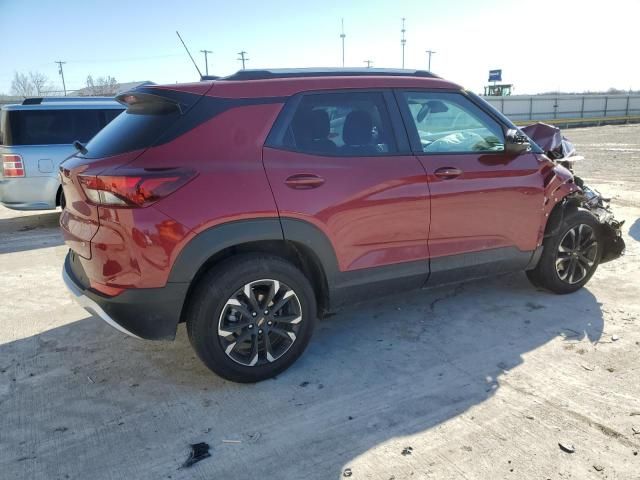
[
  {"xmin": 222, "ymin": 439, "xmax": 241, "ymax": 444},
  {"xmin": 401, "ymin": 446, "xmax": 413, "ymax": 456},
  {"xmin": 632, "ymin": 427, "xmax": 640, "ymax": 435},
  {"xmin": 299, "ymin": 381, "xmax": 309, "ymax": 387},
  {"xmin": 558, "ymin": 442, "xmax": 575, "ymax": 453},
  {"xmin": 525, "ymin": 415, "xmax": 535, "ymax": 420},
  {"xmin": 606, "ymin": 367, "xmax": 615, "ymax": 373},
  {"xmin": 181, "ymin": 442, "xmax": 211, "ymax": 468},
  {"xmin": 593, "ymin": 465, "xmax": 605, "ymax": 472},
  {"xmin": 246, "ymin": 432, "xmax": 261, "ymax": 444},
  {"xmin": 581, "ymin": 364, "xmax": 594, "ymax": 371},
  {"xmin": 87, "ymin": 376, "xmax": 94, "ymax": 384},
  {"xmin": 343, "ymin": 467, "xmax": 352, "ymax": 477},
  {"xmin": 630, "ymin": 412, "xmax": 640, "ymax": 417},
  {"xmin": 612, "ymin": 335, "xmax": 620, "ymax": 342}
]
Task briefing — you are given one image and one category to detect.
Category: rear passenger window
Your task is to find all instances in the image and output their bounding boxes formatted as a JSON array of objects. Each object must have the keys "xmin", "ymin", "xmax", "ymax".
[{"xmin": 277, "ymin": 92, "xmax": 398, "ymax": 156}]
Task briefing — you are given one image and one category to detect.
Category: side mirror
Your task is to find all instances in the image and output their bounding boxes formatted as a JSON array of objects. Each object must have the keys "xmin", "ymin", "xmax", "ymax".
[{"xmin": 504, "ymin": 129, "xmax": 530, "ymax": 155}]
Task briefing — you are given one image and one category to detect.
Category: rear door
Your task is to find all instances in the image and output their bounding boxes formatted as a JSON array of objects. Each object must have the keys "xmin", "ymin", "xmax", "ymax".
[
  {"xmin": 396, "ymin": 90, "xmax": 545, "ymax": 284},
  {"xmin": 263, "ymin": 90, "xmax": 431, "ymax": 290}
]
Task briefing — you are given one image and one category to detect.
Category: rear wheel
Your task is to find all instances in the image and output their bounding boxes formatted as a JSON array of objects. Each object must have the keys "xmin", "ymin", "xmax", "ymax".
[
  {"xmin": 186, "ymin": 255, "xmax": 316, "ymax": 383},
  {"xmin": 58, "ymin": 189, "xmax": 66, "ymax": 210},
  {"xmin": 527, "ymin": 209, "xmax": 602, "ymax": 294}
]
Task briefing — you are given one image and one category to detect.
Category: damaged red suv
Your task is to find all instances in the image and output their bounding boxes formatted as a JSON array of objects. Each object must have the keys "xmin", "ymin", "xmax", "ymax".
[{"xmin": 60, "ymin": 69, "xmax": 624, "ymax": 382}]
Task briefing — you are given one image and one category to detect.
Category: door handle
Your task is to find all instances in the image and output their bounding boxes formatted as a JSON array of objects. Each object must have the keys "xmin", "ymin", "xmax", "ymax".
[
  {"xmin": 434, "ymin": 167, "xmax": 463, "ymax": 179},
  {"xmin": 284, "ymin": 174, "xmax": 325, "ymax": 189}
]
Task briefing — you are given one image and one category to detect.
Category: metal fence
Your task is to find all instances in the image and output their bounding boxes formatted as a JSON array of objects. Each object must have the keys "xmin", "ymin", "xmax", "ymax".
[{"xmin": 483, "ymin": 94, "xmax": 640, "ymax": 126}]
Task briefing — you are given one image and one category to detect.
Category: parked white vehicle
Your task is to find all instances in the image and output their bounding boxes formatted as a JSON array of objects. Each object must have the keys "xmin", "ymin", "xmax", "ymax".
[{"xmin": 0, "ymin": 97, "xmax": 123, "ymax": 210}]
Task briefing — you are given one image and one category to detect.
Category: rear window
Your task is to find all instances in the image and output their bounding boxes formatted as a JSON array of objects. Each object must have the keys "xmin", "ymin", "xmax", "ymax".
[
  {"xmin": 83, "ymin": 96, "xmax": 182, "ymax": 158},
  {"xmin": 0, "ymin": 108, "xmax": 123, "ymax": 146}
]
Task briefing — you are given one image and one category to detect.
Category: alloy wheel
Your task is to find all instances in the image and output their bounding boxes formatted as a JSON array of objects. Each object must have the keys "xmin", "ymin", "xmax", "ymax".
[
  {"xmin": 218, "ymin": 279, "xmax": 302, "ymax": 367},
  {"xmin": 555, "ymin": 223, "xmax": 598, "ymax": 284}
]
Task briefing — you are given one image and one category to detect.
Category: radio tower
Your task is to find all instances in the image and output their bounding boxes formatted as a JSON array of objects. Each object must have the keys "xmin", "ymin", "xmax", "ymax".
[
  {"xmin": 401, "ymin": 18, "xmax": 406, "ymax": 69},
  {"xmin": 340, "ymin": 18, "xmax": 346, "ymax": 67}
]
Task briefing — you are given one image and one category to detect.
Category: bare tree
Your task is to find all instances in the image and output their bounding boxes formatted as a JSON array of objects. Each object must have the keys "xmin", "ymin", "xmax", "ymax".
[
  {"xmin": 10, "ymin": 71, "xmax": 54, "ymax": 97},
  {"xmin": 11, "ymin": 72, "xmax": 34, "ymax": 97},
  {"xmin": 29, "ymin": 71, "xmax": 50, "ymax": 95},
  {"xmin": 84, "ymin": 75, "xmax": 119, "ymax": 96}
]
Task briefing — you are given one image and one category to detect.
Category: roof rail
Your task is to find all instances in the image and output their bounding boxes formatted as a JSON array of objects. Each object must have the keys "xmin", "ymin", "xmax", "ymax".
[
  {"xmin": 22, "ymin": 96, "xmax": 116, "ymax": 105},
  {"xmin": 22, "ymin": 98, "xmax": 43, "ymax": 105},
  {"xmin": 219, "ymin": 68, "xmax": 437, "ymax": 81}
]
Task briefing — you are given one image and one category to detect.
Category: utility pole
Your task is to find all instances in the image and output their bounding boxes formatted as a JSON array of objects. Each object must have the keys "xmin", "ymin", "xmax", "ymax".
[
  {"xmin": 401, "ymin": 18, "xmax": 406, "ymax": 69},
  {"xmin": 55, "ymin": 60, "xmax": 67, "ymax": 96},
  {"xmin": 364, "ymin": 59, "xmax": 373, "ymax": 68},
  {"xmin": 426, "ymin": 50, "xmax": 436, "ymax": 72},
  {"xmin": 237, "ymin": 51, "xmax": 249, "ymax": 70},
  {"xmin": 200, "ymin": 49, "xmax": 212, "ymax": 76},
  {"xmin": 340, "ymin": 18, "xmax": 346, "ymax": 67}
]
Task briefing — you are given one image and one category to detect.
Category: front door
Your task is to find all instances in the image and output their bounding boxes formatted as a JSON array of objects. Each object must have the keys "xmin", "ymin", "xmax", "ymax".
[{"xmin": 396, "ymin": 90, "xmax": 545, "ymax": 284}]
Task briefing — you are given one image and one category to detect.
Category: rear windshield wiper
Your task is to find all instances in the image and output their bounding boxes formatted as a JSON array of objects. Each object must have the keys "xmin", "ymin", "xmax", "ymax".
[{"xmin": 73, "ymin": 140, "xmax": 88, "ymax": 155}]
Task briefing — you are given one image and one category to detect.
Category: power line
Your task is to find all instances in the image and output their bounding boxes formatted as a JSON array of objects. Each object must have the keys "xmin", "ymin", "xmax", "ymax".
[
  {"xmin": 340, "ymin": 18, "xmax": 346, "ymax": 67},
  {"xmin": 426, "ymin": 50, "xmax": 436, "ymax": 72},
  {"xmin": 200, "ymin": 49, "xmax": 213, "ymax": 76},
  {"xmin": 237, "ymin": 51, "xmax": 249, "ymax": 70},
  {"xmin": 55, "ymin": 60, "xmax": 67, "ymax": 96}
]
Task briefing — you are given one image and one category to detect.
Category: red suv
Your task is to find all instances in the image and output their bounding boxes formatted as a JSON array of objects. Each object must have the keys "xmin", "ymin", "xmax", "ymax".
[{"xmin": 60, "ymin": 69, "xmax": 624, "ymax": 382}]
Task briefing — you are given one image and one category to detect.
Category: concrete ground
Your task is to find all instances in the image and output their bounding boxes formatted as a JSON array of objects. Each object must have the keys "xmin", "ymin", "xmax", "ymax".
[{"xmin": 1, "ymin": 124, "xmax": 639, "ymax": 480}]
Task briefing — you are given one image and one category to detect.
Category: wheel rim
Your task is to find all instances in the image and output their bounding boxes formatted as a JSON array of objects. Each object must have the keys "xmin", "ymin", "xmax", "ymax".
[
  {"xmin": 555, "ymin": 223, "xmax": 598, "ymax": 284},
  {"xmin": 218, "ymin": 279, "xmax": 302, "ymax": 367}
]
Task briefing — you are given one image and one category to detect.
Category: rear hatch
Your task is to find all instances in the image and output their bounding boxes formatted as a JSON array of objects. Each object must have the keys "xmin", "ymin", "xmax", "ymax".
[{"xmin": 60, "ymin": 84, "xmax": 212, "ymax": 259}]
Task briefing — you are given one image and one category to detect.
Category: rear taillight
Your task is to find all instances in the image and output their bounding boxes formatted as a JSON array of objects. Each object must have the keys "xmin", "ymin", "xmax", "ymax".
[
  {"xmin": 77, "ymin": 169, "xmax": 195, "ymax": 208},
  {"xmin": 2, "ymin": 154, "xmax": 25, "ymax": 177}
]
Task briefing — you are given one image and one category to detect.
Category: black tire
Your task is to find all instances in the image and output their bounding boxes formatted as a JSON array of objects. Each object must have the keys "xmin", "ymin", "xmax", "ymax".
[
  {"xmin": 526, "ymin": 209, "xmax": 603, "ymax": 294},
  {"xmin": 186, "ymin": 254, "xmax": 317, "ymax": 383},
  {"xmin": 59, "ymin": 189, "xmax": 66, "ymax": 210}
]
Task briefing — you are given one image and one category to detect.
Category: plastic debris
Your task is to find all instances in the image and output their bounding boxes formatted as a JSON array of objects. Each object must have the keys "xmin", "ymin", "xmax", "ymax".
[
  {"xmin": 181, "ymin": 442, "xmax": 211, "ymax": 468},
  {"xmin": 558, "ymin": 442, "xmax": 575, "ymax": 454},
  {"xmin": 593, "ymin": 465, "xmax": 604, "ymax": 472},
  {"xmin": 222, "ymin": 439, "xmax": 241, "ymax": 444},
  {"xmin": 401, "ymin": 446, "xmax": 413, "ymax": 456},
  {"xmin": 343, "ymin": 467, "xmax": 352, "ymax": 477}
]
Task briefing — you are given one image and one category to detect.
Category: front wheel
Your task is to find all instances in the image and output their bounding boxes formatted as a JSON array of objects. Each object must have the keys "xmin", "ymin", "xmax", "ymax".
[
  {"xmin": 186, "ymin": 255, "xmax": 317, "ymax": 383},
  {"xmin": 527, "ymin": 209, "xmax": 603, "ymax": 294}
]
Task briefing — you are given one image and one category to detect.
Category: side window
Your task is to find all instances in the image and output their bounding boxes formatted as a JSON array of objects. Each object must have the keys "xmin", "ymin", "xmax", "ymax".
[
  {"xmin": 402, "ymin": 92, "xmax": 505, "ymax": 153},
  {"xmin": 279, "ymin": 92, "xmax": 398, "ymax": 156}
]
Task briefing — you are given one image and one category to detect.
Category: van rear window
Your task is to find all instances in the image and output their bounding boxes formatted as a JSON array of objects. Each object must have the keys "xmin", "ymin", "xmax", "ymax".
[{"xmin": 0, "ymin": 109, "xmax": 122, "ymax": 146}]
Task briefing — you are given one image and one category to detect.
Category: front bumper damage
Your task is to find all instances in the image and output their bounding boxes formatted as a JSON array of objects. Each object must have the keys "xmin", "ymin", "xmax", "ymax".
[{"xmin": 574, "ymin": 177, "xmax": 625, "ymax": 263}]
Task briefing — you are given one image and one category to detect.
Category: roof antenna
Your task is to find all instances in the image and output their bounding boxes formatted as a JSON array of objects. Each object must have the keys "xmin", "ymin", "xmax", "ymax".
[{"xmin": 176, "ymin": 31, "xmax": 203, "ymax": 79}]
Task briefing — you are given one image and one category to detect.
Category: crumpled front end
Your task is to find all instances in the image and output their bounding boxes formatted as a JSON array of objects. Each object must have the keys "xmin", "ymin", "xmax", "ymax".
[{"xmin": 572, "ymin": 177, "xmax": 625, "ymax": 263}]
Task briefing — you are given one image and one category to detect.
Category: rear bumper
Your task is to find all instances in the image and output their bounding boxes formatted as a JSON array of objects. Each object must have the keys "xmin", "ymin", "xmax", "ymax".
[
  {"xmin": 62, "ymin": 250, "xmax": 189, "ymax": 340},
  {"xmin": 0, "ymin": 176, "xmax": 59, "ymax": 210}
]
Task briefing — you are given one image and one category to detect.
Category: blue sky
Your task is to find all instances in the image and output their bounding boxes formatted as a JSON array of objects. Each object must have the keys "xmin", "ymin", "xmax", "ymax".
[{"xmin": 1, "ymin": 0, "xmax": 639, "ymax": 94}]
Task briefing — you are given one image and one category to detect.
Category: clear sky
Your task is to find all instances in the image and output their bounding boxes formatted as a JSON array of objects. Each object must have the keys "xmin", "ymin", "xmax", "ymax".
[{"xmin": 1, "ymin": 0, "xmax": 638, "ymax": 95}]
